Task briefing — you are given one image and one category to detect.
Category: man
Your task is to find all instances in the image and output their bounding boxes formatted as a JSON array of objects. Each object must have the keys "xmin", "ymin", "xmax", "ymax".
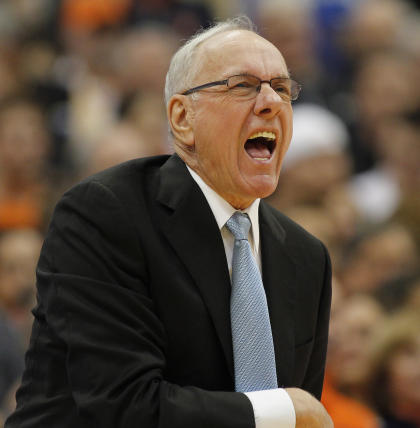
[{"xmin": 6, "ymin": 17, "xmax": 332, "ymax": 428}]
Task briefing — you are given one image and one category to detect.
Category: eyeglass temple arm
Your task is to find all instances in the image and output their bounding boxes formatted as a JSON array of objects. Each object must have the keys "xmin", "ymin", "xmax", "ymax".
[{"xmin": 182, "ymin": 79, "xmax": 228, "ymax": 95}]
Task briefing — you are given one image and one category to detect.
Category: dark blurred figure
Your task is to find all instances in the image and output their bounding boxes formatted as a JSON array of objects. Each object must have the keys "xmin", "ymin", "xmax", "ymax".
[
  {"xmin": 0, "ymin": 229, "xmax": 43, "ymax": 345},
  {"xmin": 0, "ymin": 229, "xmax": 43, "ymax": 421},
  {"xmin": 327, "ymin": 293, "xmax": 386, "ymax": 401},
  {"xmin": 366, "ymin": 310, "xmax": 420, "ymax": 427},
  {"xmin": 347, "ymin": 52, "xmax": 418, "ymax": 173},
  {"xmin": 375, "ymin": 271, "xmax": 420, "ymax": 313},
  {"xmin": 62, "ymin": 25, "xmax": 176, "ymax": 170},
  {"xmin": 125, "ymin": 0, "xmax": 213, "ymax": 39},
  {"xmin": 0, "ymin": 311, "xmax": 24, "ymax": 423},
  {"xmin": 326, "ymin": 0, "xmax": 420, "ymax": 174},
  {"xmin": 258, "ymin": 0, "xmax": 327, "ymax": 106},
  {"xmin": 58, "ymin": 0, "xmax": 213, "ymax": 40},
  {"xmin": 0, "ymin": 96, "xmax": 55, "ymax": 231},
  {"xmin": 338, "ymin": 223, "xmax": 419, "ymax": 296},
  {"xmin": 322, "ymin": 281, "xmax": 382, "ymax": 428},
  {"xmin": 114, "ymin": 26, "xmax": 178, "ymax": 97},
  {"xmin": 269, "ymin": 103, "xmax": 351, "ymax": 210},
  {"xmin": 349, "ymin": 114, "xmax": 420, "ymax": 243}
]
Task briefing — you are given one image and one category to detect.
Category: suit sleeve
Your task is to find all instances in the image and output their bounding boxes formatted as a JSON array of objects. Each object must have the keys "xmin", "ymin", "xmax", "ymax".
[
  {"xmin": 9, "ymin": 180, "xmax": 254, "ymax": 428},
  {"xmin": 301, "ymin": 241, "xmax": 332, "ymax": 399}
]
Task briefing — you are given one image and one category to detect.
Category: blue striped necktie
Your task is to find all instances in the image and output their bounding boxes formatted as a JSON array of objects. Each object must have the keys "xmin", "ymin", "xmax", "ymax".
[{"xmin": 226, "ymin": 211, "xmax": 278, "ymax": 392}]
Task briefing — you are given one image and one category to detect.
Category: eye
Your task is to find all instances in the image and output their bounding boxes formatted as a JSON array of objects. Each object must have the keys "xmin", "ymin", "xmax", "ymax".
[
  {"xmin": 271, "ymin": 78, "xmax": 292, "ymax": 97},
  {"xmin": 275, "ymin": 86, "xmax": 286, "ymax": 93},
  {"xmin": 228, "ymin": 75, "xmax": 259, "ymax": 92},
  {"xmin": 231, "ymin": 80, "xmax": 254, "ymax": 89},
  {"xmin": 273, "ymin": 84, "xmax": 290, "ymax": 95}
]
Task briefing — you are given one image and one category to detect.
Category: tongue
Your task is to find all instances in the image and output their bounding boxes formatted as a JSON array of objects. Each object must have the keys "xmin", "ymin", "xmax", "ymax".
[{"xmin": 245, "ymin": 140, "xmax": 271, "ymax": 159}]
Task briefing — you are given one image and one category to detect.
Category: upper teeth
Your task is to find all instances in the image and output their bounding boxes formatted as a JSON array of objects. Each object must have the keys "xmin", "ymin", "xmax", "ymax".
[{"xmin": 249, "ymin": 131, "xmax": 276, "ymax": 140}]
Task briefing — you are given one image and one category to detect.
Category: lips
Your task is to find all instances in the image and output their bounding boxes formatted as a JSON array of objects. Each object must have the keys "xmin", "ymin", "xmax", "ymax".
[{"xmin": 244, "ymin": 131, "xmax": 276, "ymax": 160}]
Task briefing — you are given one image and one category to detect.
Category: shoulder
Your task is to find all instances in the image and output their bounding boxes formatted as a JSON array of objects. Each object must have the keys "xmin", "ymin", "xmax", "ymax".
[
  {"xmin": 259, "ymin": 200, "xmax": 331, "ymax": 280},
  {"xmin": 79, "ymin": 154, "xmax": 171, "ymax": 192},
  {"xmin": 57, "ymin": 155, "xmax": 172, "ymax": 209},
  {"xmin": 260, "ymin": 200, "xmax": 326, "ymax": 251}
]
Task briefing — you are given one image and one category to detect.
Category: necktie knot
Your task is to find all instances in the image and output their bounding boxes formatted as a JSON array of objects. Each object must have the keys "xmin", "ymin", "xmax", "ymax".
[{"xmin": 226, "ymin": 212, "xmax": 251, "ymax": 241}]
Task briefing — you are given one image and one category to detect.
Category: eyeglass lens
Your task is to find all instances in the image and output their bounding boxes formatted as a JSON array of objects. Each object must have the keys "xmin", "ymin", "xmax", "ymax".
[{"xmin": 227, "ymin": 75, "xmax": 299, "ymax": 101}]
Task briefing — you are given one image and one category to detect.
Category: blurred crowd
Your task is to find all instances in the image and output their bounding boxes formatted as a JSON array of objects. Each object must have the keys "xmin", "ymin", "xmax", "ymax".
[{"xmin": 0, "ymin": 0, "xmax": 419, "ymax": 426}]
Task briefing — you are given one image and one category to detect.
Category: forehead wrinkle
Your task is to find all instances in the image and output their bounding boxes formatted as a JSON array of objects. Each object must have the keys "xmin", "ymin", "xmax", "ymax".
[
  {"xmin": 193, "ymin": 30, "xmax": 288, "ymax": 83},
  {"xmin": 188, "ymin": 31, "xmax": 253, "ymax": 85},
  {"xmin": 228, "ymin": 71, "xmax": 291, "ymax": 80}
]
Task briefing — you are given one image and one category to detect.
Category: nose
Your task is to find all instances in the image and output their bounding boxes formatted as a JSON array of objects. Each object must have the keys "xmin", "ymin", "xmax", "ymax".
[{"xmin": 253, "ymin": 83, "xmax": 283, "ymax": 118}]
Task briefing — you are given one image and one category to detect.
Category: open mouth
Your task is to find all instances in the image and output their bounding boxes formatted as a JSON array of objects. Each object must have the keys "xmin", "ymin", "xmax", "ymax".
[{"xmin": 244, "ymin": 131, "xmax": 276, "ymax": 161}]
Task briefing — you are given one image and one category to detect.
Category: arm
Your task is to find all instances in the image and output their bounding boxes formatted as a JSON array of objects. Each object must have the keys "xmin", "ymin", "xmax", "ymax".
[
  {"xmin": 287, "ymin": 241, "xmax": 333, "ymax": 427},
  {"xmin": 8, "ymin": 180, "xmax": 254, "ymax": 428}
]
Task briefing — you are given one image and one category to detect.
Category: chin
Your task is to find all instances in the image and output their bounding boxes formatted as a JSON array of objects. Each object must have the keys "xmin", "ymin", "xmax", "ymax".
[{"xmin": 246, "ymin": 176, "xmax": 279, "ymax": 199}]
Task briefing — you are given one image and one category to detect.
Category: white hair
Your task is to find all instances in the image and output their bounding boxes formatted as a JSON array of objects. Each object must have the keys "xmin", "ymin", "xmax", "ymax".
[{"xmin": 164, "ymin": 16, "xmax": 257, "ymax": 106}]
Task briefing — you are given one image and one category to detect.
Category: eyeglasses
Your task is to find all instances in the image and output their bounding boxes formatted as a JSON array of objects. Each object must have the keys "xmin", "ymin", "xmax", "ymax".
[{"xmin": 181, "ymin": 74, "xmax": 302, "ymax": 102}]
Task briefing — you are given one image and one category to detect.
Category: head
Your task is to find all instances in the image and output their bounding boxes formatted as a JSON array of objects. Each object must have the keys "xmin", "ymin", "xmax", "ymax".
[
  {"xmin": 0, "ymin": 229, "xmax": 42, "ymax": 311},
  {"xmin": 327, "ymin": 294, "xmax": 385, "ymax": 393},
  {"xmin": 117, "ymin": 25, "xmax": 177, "ymax": 95},
  {"xmin": 367, "ymin": 310, "xmax": 420, "ymax": 423},
  {"xmin": 0, "ymin": 96, "xmax": 50, "ymax": 181},
  {"xmin": 83, "ymin": 122, "xmax": 150, "ymax": 176},
  {"xmin": 258, "ymin": 0, "xmax": 316, "ymax": 78},
  {"xmin": 165, "ymin": 17, "xmax": 294, "ymax": 209},
  {"xmin": 344, "ymin": 0, "xmax": 408, "ymax": 58},
  {"xmin": 125, "ymin": 91, "xmax": 170, "ymax": 156},
  {"xmin": 278, "ymin": 103, "xmax": 351, "ymax": 206},
  {"xmin": 339, "ymin": 223, "xmax": 419, "ymax": 295},
  {"xmin": 354, "ymin": 52, "xmax": 417, "ymax": 125}
]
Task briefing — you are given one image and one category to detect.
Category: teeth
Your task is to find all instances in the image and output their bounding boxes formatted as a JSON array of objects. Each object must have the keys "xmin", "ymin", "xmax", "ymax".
[{"xmin": 248, "ymin": 131, "xmax": 276, "ymax": 140}]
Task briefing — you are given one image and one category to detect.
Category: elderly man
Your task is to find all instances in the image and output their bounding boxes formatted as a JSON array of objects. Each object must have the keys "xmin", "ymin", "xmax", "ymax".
[{"xmin": 6, "ymin": 17, "xmax": 332, "ymax": 428}]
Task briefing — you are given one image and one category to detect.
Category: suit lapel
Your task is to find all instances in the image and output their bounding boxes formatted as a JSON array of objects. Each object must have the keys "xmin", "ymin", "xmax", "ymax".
[
  {"xmin": 156, "ymin": 155, "xmax": 234, "ymax": 379},
  {"xmin": 155, "ymin": 156, "xmax": 296, "ymax": 385},
  {"xmin": 260, "ymin": 201, "xmax": 296, "ymax": 387}
]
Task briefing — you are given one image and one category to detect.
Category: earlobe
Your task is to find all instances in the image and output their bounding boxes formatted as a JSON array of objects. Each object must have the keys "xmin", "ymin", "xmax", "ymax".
[{"xmin": 167, "ymin": 95, "xmax": 194, "ymax": 147}]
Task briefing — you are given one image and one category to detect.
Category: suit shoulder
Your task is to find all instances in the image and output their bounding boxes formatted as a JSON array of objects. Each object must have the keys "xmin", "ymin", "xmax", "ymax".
[
  {"xmin": 261, "ymin": 201, "xmax": 326, "ymax": 251},
  {"xmin": 84, "ymin": 155, "xmax": 170, "ymax": 189},
  {"xmin": 62, "ymin": 155, "xmax": 170, "ymax": 200}
]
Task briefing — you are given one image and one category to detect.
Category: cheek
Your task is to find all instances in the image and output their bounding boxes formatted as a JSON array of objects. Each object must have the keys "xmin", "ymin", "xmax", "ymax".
[
  {"xmin": 282, "ymin": 104, "xmax": 294, "ymax": 140},
  {"xmin": 194, "ymin": 106, "xmax": 244, "ymax": 162}
]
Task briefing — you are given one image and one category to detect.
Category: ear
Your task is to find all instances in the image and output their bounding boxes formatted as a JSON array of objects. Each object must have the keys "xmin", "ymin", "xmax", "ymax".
[{"xmin": 167, "ymin": 94, "xmax": 194, "ymax": 148}]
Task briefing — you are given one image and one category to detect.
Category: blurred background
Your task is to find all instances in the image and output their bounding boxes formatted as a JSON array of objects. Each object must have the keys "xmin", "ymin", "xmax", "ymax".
[{"xmin": 0, "ymin": 0, "xmax": 419, "ymax": 426}]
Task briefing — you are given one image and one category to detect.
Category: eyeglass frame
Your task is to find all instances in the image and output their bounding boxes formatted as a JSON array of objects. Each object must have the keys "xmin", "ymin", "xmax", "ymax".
[{"xmin": 181, "ymin": 73, "xmax": 302, "ymax": 101}]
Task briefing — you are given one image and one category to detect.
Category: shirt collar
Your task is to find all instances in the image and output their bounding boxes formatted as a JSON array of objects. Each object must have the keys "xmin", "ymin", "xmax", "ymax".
[{"xmin": 187, "ymin": 165, "xmax": 260, "ymax": 253}]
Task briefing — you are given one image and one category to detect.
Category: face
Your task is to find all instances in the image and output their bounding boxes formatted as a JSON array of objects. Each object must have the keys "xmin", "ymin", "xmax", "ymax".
[
  {"xmin": 0, "ymin": 231, "xmax": 41, "ymax": 309},
  {"xmin": 0, "ymin": 103, "xmax": 49, "ymax": 176},
  {"xmin": 387, "ymin": 333, "xmax": 420, "ymax": 409},
  {"xmin": 328, "ymin": 296, "xmax": 384, "ymax": 387},
  {"xmin": 174, "ymin": 30, "xmax": 293, "ymax": 209}
]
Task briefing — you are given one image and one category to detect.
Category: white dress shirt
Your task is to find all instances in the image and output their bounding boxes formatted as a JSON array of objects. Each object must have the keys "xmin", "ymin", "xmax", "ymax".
[{"xmin": 187, "ymin": 166, "xmax": 296, "ymax": 428}]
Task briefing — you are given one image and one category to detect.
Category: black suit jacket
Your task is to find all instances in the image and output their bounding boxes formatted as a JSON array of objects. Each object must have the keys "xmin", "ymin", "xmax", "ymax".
[{"xmin": 6, "ymin": 154, "xmax": 331, "ymax": 428}]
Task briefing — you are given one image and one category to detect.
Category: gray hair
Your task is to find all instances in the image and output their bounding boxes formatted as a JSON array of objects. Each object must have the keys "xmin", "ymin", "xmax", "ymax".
[{"xmin": 164, "ymin": 16, "xmax": 257, "ymax": 106}]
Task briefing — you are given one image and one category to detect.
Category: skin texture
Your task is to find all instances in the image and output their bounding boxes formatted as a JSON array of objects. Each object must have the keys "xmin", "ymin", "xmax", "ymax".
[
  {"xmin": 168, "ymin": 29, "xmax": 293, "ymax": 209},
  {"xmin": 168, "ymin": 29, "xmax": 333, "ymax": 427},
  {"xmin": 287, "ymin": 388, "xmax": 333, "ymax": 428}
]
